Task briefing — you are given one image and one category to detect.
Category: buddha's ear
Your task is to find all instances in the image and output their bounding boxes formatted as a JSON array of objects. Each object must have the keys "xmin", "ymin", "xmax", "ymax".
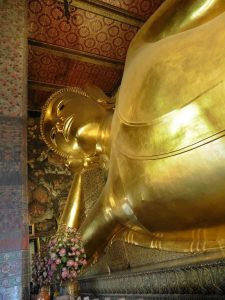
[{"xmin": 83, "ymin": 83, "xmax": 115, "ymax": 110}]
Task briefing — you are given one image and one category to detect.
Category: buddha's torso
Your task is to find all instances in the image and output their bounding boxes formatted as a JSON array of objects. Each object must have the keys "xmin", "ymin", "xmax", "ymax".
[{"xmin": 106, "ymin": 12, "xmax": 225, "ymax": 233}]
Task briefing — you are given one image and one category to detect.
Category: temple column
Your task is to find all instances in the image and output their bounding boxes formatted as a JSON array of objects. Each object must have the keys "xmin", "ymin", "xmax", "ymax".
[{"xmin": 0, "ymin": 0, "xmax": 29, "ymax": 299}]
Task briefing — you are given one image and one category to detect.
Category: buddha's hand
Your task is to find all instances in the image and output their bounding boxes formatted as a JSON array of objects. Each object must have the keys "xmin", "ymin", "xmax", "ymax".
[{"xmin": 65, "ymin": 156, "xmax": 84, "ymax": 173}]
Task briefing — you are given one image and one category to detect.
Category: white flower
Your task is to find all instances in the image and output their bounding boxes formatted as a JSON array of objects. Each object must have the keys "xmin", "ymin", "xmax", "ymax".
[{"xmin": 50, "ymin": 253, "xmax": 57, "ymax": 260}]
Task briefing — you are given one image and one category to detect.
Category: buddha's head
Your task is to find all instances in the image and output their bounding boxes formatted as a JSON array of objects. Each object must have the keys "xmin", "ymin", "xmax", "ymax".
[{"xmin": 40, "ymin": 87, "xmax": 111, "ymax": 162}]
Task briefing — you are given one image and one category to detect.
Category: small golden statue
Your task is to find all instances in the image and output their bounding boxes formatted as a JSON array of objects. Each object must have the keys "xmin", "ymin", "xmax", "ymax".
[{"xmin": 41, "ymin": 0, "xmax": 225, "ymax": 259}]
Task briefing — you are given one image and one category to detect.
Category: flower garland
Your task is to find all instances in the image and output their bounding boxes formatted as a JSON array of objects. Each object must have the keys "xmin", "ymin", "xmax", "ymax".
[{"xmin": 48, "ymin": 225, "xmax": 87, "ymax": 282}]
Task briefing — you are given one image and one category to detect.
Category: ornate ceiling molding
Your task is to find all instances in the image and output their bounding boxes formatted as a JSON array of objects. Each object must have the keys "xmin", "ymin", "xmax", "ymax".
[
  {"xmin": 28, "ymin": 80, "xmax": 66, "ymax": 93},
  {"xmin": 57, "ymin": 0, "xmax": 145, "ymax": 27},
  {"xmin": 28, "ymin": 39, "xmax": 124, "ymax": 70}
]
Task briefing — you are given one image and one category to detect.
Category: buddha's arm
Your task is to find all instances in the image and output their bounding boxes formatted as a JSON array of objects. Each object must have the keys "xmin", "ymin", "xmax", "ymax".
[
  {"xmin": 128, "ymin": 0, "xmax": 225, "ymax": 58},
  {"xmin": 58, "ymin": 171, "xmax": 83, "ymax": 229},
  {"xmin": 79, "ymin": 188, "xmax": 121, "ymax": 258},
  {"xmin": 59, "ymin": 155, "xmax": 105, "ymax": 229}
]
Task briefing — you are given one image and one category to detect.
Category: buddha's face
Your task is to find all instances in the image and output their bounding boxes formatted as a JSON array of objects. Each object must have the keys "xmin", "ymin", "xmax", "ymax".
[
  {"xmin": 41, "ymin": 88, "xmax": 107, "ymax": 160},
  {"xmin": 49, "ymin": 97, "xmax": 85, "ymax": 159}
]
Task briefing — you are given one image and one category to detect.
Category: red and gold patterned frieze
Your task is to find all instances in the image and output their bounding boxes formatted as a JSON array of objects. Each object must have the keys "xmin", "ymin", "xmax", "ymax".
[
  {"xmin": 98, "ymin": 0, "xmax": 165, "ymax": 19},
  {"xmin": 28, "ymin": 0, "xmax": 138, "ymax": 61},
  {"xmin": 28, "ymin": 46, "xmax": 122, "ymax": 94}
]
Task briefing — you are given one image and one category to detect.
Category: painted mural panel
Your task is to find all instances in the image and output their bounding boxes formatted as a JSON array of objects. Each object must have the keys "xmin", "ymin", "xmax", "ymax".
[{"xmin": 28, "ymin": 115, "xmax": 72, "ymax": 236}]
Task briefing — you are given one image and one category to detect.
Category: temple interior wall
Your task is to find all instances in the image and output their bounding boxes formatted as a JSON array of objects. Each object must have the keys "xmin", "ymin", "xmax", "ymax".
[{"xmin": 0, "ymin": 0, "xmax": 29, "ymax": 299}]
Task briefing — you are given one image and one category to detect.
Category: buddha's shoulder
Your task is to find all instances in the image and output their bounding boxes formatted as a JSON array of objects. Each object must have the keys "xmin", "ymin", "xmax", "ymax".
[{"xmin": 118, "ymin": 13, "xmax": 225, "ymax": 124}]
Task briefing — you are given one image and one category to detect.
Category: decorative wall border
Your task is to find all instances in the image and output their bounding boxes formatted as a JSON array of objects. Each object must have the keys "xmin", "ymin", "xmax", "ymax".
[
  {"xmin": 58, "ymin": 0, "xmax": 145, "ymax": 27},
  {"xmin": 79, "ymin": 258, "xmax": 225, "ymax": 297},
  {"xmin": 79, "ymin": 294, "xmax": 225, "ymax": 300}
]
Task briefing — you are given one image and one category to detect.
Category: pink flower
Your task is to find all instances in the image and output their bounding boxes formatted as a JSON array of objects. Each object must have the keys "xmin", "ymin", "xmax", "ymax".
[
  {"xmin": 51, "ymin": 263, "xmax": 56, "ymax": 271},
  {"xmin": 80, "ymin": 248, "xmax": 85, "ymax": 253},
  {"xmin": 66, "ymin": 260, "xmax": 74, "ymax": 267},
  {"xmin": 62, "ymin": 270, "xmax": 68, "ymax": 279},
  {"xmin": 56, "ymin": 258, "xmax": 61, "ymax": 265},
  {"xmin": 75, "ymin": 251, "xmax": 80, "ymax": 256},
  {"xmin": 83, "ymin": 259, "xmax": 87, "ymax": 266},
  {"xmin": 71, "ymin": 247, "xmax": 76, "ymax": 251},
  {"xmin": 71, "ymin": 270, "xmax": 77, "ymax": 278},
  {"xmin": 59, "ymin": 248, "xmax": 66, "ymax": 257},
  {"xmin": 49, "ymin": 239, "xmax": 56, "ymax": 247},
  {"xmin": 73, "ymin": 262, "xmax": 78, "ymax": 268},
  {"xmin": 48, "ymin": 270, "xmax": 53, "ymax": 277}
]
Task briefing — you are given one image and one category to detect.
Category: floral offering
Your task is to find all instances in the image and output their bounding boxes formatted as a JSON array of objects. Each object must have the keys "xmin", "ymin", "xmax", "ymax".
[
  {"xmin": 32, "ymin": 253, "xmax": 51, "ymax": 287},
  {"xmin": 48, "ymin": 225, "xmax": 87, "ymax": 282}
]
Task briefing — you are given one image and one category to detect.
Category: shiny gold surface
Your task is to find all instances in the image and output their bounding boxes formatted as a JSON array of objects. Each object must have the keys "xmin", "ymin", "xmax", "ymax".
[
  {"xmin": 40, "ymin": 86, "xmax": 112, "ymax": 159},
  {"xmin": 41, "ymin": 0, "xmax": 225, "ymax": 258},
  {"xmin": 59, "ymin": 172, "xmax": 82, "ymax": 229}
]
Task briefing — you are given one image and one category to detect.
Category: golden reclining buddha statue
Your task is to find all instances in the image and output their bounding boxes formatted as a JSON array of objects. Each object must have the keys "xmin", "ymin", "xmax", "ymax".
[{"xmin": 40, "ymin": 0, "xmax": 225, "ymax": 258}]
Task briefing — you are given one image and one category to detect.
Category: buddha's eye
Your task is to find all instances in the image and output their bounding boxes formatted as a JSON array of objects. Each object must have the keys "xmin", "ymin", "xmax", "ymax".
[
  {"xmin": 51, "ymin": 131, "xmax": 55, "ymax": 140},
  {"xmin": 59, "ymin": 104, "xmax": 65, "ymax": 111},
  {"xmin": 57, "ymin": 100, "xmax": 66, "ymax": 116},
  {"xmin": 50, "ymin": 129, "xmax": 57, "ymax": 147}
]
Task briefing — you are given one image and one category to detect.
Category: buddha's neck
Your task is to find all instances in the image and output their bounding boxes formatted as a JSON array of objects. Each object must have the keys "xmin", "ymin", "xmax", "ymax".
[{"xmin": 96, "ymin": 112, "xmax": 113, "ymax": 157}]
